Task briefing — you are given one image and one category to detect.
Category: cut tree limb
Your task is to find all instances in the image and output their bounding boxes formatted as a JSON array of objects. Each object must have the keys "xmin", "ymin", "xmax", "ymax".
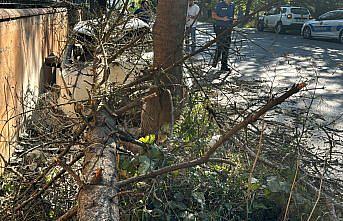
[
  {"xmin": 116, "ymin": 83, "xmax": 305, "ymax": 187},
  {"xmin": 77, "ymin": 110, "xmax": 119, "ymax": 221}
]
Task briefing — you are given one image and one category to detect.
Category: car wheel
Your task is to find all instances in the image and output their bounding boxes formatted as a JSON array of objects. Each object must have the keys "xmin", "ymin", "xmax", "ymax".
[
  {"xmin": 303, "ymin": 26, "xmax": 312, "ymax": 39},
  {"xmin": 339, "ymin": 30, "xmax": 343, "ymax": 43},
  {"xmin": 275, "ymin": 23, "xmax": 284, "ymax": 34}
]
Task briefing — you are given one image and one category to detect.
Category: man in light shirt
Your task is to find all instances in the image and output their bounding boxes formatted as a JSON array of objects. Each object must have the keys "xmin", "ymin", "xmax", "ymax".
[{"xmin": 185, "ymin": 0, "xmax": 200, "ymax": 53}]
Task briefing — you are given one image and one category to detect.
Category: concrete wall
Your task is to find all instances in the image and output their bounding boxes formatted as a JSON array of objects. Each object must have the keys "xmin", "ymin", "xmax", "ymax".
[{"xmin": 0, "ymin": 8, "xmax": 68, "ymax": 171}]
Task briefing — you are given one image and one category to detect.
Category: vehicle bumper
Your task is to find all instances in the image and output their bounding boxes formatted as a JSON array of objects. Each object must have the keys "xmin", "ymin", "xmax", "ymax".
[{"xmin": 284, "ymin": 23, "xmax": 305, "ymax": 30}]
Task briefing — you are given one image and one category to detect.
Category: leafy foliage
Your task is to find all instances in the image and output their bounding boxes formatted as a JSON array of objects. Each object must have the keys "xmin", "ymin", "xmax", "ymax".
[{"xmin": 118, "ymin": 95, "xmax": 333, "ymax": 220}]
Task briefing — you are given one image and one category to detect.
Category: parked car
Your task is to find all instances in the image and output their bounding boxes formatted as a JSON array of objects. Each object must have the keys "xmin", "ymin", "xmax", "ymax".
[
  {"xmin": 257, "ymin": 6, "xmax": 311, "ymax": 34},
  {"xmin": 302, "ymin": 9, "xmax": 343, "ymax": 43},
  {"xmin": 58, "ymin": 17, "xmax": 151, "ymax": 116}
]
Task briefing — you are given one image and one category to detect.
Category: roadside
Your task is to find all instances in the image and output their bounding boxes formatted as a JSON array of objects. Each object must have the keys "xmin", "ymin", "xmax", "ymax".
[{"xmin": 188, "ymin": 23, "xmax": 343, "ymax": 185}]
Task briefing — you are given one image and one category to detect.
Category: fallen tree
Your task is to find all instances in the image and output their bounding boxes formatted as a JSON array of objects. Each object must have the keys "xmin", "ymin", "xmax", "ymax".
[{"xmin": 0, "ymin": 2, "xmax": 342, "ymax": 221}]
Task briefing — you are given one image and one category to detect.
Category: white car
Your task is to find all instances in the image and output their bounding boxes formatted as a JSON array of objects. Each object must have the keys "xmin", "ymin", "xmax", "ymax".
[
  {"xmin": 73, "ymin": 18, "xmax": 150, "ymax": 41},
  {"xmin": 257, "ymin": 6, "xmax": 311, "ymax": 34},
  {"xmin": 302, "ymin": 10, "xmax": 343, "ymax": 43},
  {"xmin": 60, "ymin": 17, "xmax": 151, "ymax": 116}
]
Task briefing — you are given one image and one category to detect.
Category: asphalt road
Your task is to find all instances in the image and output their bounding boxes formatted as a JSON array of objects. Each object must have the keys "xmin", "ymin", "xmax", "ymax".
[
  {"xmin": 196, "ymin": 23, "xmax": 343, "ymax": 127},
  {"xmin": 192, "ymin": 23, "xmax": 343, "ymax": 178}
]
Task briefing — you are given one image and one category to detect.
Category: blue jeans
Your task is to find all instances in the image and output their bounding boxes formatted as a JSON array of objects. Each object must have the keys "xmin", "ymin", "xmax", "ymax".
[{"xmin": 185, "ymin": 26, "xmax": 196, "ymax": 53}]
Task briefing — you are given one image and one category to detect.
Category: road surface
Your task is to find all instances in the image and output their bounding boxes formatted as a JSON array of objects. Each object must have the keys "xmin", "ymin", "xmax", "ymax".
[
  {"xmin": 191, "ymin": 23, "xmax": 343, "ymax": 181},
  {"xmin": 195, "ymin": 23, "xmax": 343, "ymax": 127}
]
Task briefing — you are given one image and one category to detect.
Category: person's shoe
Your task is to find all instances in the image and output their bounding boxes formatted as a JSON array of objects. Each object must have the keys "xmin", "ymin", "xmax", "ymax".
[{"xmin": 220, "ymin": 66, "xmax": 231, "ymax": 72}]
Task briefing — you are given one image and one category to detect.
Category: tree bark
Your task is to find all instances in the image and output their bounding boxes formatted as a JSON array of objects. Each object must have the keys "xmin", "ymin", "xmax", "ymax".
[
  {"xmin": 77, "ymin": 110, "xmax": 119, "ymax": 221},
  {"xmin": 141, "ymin": 0, "xmax": 187, "ymax": 135},
  {"xmin": 153, "ymin": 0, "xmax": 187, "ymax": 89}
]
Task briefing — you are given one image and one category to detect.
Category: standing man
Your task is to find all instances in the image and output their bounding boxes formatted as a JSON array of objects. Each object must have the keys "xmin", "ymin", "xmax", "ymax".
[
  {"xmin": 212, "ymin": 0, "xmax": 235, "ymax": 71},
  {"xmin": 134, "ymin": 0, "xmax": 151, "ymax": 24},
  {"xmin": 185, "ymin": 0, "xmax": 200, "ymax": 53}
]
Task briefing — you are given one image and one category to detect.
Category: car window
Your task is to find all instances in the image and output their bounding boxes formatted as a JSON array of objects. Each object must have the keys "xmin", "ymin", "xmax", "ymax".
[
  {"xmin": 267, "ymin": 8, "xmax": 275, "ymax": 15},
  {"xmin": 281, "ymin": 8, "xmax": 287, "ymax": 13},
  {"xmin": 332, "ymin": 11, "xmax": 343, "ymax": 20},
  {"xmin": 319, "ymin": 12, "xmax": 335, "ymax": 20},
  {"xmin": 291, "ymin": 8, "xmax": 309, "ymax": 15}
]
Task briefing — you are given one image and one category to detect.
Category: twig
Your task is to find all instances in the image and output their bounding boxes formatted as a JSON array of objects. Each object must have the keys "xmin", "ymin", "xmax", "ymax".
[
  {"xmin": 55, "ymin": 158, "xmax": 84, "ymax": 187},
  {"xmin": 113, "ymin": 190, "xmax": 144, "ymax": 198},
  {"xmin": 13, "ymin": 152, "xmax": 84, "ymax": 213},
  {"xmin": 235, "ymin": 135, "xmax": 283, "ymax": 169},
  {"xmin": 283, "ymin": 77, "xmax": 318, "ymax": 221},
  {"xmin": 283, "ymin": 161, "xmax": 299, "ymax": 221},
  {"xmin": 246, "ymin": 120, "xmax": 266, "ymax": 219},
  {"xmin": 307, "ymin": 167, "xmax": 324, "ymax": 221},
  {"xmin": 56, "ymin": 205, "xmax": 78, "ymax": 221},
  {"xmin": 324, "ymin": 195, "xmax": 339, "ymax": 221},
  {"xmin": 301, "ymin": 180, "xmax": 343, "ymax": 210}
]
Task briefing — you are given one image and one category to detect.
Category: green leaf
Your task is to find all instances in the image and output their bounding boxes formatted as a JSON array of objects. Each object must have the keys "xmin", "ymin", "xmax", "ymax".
[
  {"xmin": 174, "ymin": 192, "xmax": 184, "ymax": 202},
  {"xmin": 139, "ymin": 134, "xmax": 156, "ymax": 144},
  {"xmin": 151, "ymin": 208, "xmax": 164, "ymax": 216},
  {"xmin": 3, "ymin": 183, "xmax": 14, "ymax": 193},
  {"xmin": 279, "ymin": 181, "xmax": 291, "ymax": 193},
  {"xmin": 267, "ymin": 176, "xmax": 281, "ymax": 193},
  {"xmin": 192, "ymin": 191, "xmax": 205, "ymax": 206},
  {"xmin": 169, "ymin": 201, "xmax": 187, "ymax": 210},
  {"xmin": 264, "ymin": 188, "xmax": 271, "ymax": 198},
  {"xmin": 149, "ymin": 144, "xmax": 162, "ymax": 159},
  {"xmin": 253, "ymin": 202, "xmax": 269, "ymax": 210},
  {"xmin": 48, "ymin": 210, "xmax": 55, "ymax": 218},
  {"xmin": 224, "ymin": 203, "xmax": 232, "ymax": 210},
  {"xmin": 45, "ymin": 167, "xmax": 60, "ymax": 183},
  {"xmin": 120, "ymin": 156, "xmax": 130, "ymax": 170},
  {"xmin": 249, "ymin": 182, "xmax": 261, "ymax": 191},
  {"xmin": 294, "ymin": 192, "xmax": 306, "ymax": 204},
  {"xmin": 136, "ymin": 182, "xmax": 148, "ymax": 188},
  {"xmin": 138, "ymin": 156, "xmax": 154, "ymax": 175}
]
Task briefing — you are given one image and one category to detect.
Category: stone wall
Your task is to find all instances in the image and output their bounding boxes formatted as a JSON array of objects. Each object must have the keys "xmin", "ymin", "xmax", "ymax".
[{"xmin": 0, "ymin": 8, "xmax": 68, "ymax": 171}]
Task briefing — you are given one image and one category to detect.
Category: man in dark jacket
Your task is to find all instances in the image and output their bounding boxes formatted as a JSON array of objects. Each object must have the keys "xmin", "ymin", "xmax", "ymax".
[
  {"xmin": 134, "ymin": 0, "xmax": 151, "ymax": 24},
  {"xmin": 212, "ymin": 0, "xmax": 235, "ymax": 71}
]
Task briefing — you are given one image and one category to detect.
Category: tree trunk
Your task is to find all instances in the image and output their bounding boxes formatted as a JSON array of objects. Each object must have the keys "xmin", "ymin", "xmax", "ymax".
[
  {"xmin": 141, "ymin": 0, "xmax": 187, "ymax": 135},
  {"xmin": 77, "ymin": 110, "xmax": 119, "ymax": 221},
  {"xmin": 245, "ymin": 0, "xmax": 254, "ymax": 16},
  {"xmin": 153, "ymin": 0, "xmax": 187, "ymax": 89}
]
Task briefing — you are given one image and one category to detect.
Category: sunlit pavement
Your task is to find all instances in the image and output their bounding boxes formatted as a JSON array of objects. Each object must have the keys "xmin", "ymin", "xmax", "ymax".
[
  {"xmin": 194, "ymin": 23, "xmax": 343, "ymax": 128},
  {"xmin": 191, "ymin": 23, "xmax": 343, "ymax": 170}
]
